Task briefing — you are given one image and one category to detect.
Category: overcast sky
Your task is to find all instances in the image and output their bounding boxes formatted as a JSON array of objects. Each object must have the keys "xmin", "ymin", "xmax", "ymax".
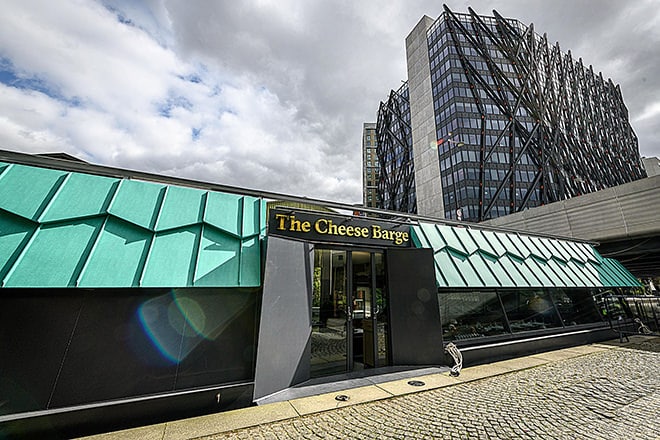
[{"xmin": 1, "ymin": 1, "xmax": 658, "ymax": 204}]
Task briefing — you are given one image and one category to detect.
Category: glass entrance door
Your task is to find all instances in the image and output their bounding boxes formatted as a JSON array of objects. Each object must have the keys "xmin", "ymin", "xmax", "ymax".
[
  {"xmin": 311, "ymin": 249, "xmax": 348, "ymax": 377},
  {"xmin": 311, "ymin": 249, "xmax": 388, "ymax": 378}
]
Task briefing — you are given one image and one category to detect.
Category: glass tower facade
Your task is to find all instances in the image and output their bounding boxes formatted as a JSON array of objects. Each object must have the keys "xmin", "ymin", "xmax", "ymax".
[
  {"xmin": 375, "ymin": 82, "xmax": 416, "ymax": 213},
  {"xmin": 376, "ymin": 7, "xmax": 646, "ymax": 221},
  {"xmin": 362, "ymin": 123, "xmax": 379, "ymax": 208}
]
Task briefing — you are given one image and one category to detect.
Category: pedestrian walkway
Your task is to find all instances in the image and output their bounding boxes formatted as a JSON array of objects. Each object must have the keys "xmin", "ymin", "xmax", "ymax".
[{"xmin": 78, "ymin": 335, "xmax": 660, "ymax": 440}]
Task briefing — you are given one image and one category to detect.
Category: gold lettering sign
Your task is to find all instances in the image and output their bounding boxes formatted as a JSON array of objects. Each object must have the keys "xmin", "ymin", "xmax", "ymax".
[{"xmin": 272, "ymin": 213, "xmax": 409, "ymax": 246}]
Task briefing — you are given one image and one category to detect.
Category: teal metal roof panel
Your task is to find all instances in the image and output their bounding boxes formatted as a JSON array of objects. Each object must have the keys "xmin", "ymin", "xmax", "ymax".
[
  {"xmin": 155, "ymin": 185, "xmax": 205, "ymax": 231},
  {"xmin": 439, "ymin": 226, "xmax": 467, "ymax": 255},
  {"xmin": 447, "ymin": 249, "xmax": 482, "ymax": 286},
  {"xmin": 594, "ymin": 260, "xmax": 622, "ymax": 287},
  {"xmin": 40, "ymin": 173, "xmax": 118, "ymax": 223},
  {"xmin": 497, "ymin": 233, "xmax": 524, "ymax": 260},
  {"xmin": 465, "ymin": 228, "xmax": 498, "ymax": 258},
  {"xmin": 563, "ymin": 240, "xmax": 588, "ymax": 263},
  {"xmin": 410, "ymin": 223, "xmax": 641, "ymax": 290},
  {"xmin": 242, "ymin": 197, "xmax": 264, "ymax": 238},
  {"xmin": 5, "ymin": 219, "xmax": 102, "ymax": 287},
  {"xmin": 193, "ymin": 226, "xmax": 240, "ymax": 287},
  {"xmin": 0, "ymin": 164, "xmax": 66, "ymax": 221},
  {"xmin": 78, "ymin": 218, "xmax": 150, "ymax": 287},
  {"xmin": 571, "ymin": 260, "xmax": 600, "ymax": 286},
  {"xmin": 432, "ymin": 257, "xmax": 447, "ymax": 288},
  {"xmin": 418, "ymin": 222, "xmax": 446, "ymax": 251},
  {"xmin": 434, "ymin": 250, "xmax": 466, "ymax": 287},
  {"xmin": 108, "ymin": 179, "xmax": 165, "ymax": 230},
  {"xmin": 598, "ymin": 258, "xmax": 637, "ymax": 287},
  {"xmin": 451, "ymin": 226, "xmax": 479, "ymax": 254},
  {"xmin": 498, "ymin": 255, "xmax": 533, "ymax": 286},
  {"xmin": 566, "ymin": 241, "xmax": 590, "ymax": 263},
  {"xmin": 409, "ymin": 223, "xmax": 429, "ymax": 248},
  {"xmin": 467, "ymin": 253, "xmax": 502, "ymax": 286},
  {"xmin": 483, "ymin": 231, "xmax": 508, "ymax": 257},
  {"xmin": 611, "ymin": 259, "xmax": 641, "ymax": 286},
  {"xmin": 560, "ymin": 258, "xmax": 590, "ymax": 286},
  {"xmin": 507, "ymin": 234, "xmax": 532, "ymax": 259},
  {"xmin": 141, "ymin": 226, "xmax": 199, "ymax": 286},
  {"xmin": 0, "ymin": 213, "xmax": 36, "ymax": 283},
  {"xmin": 530, "ymin": 257, "xmax": 565, "ymax": 287},
  {"xmin": 239, "ymin": 236, "xmax": 262, "ymax": 286},
  {"xmin": 575, "ymin": 241, "xmax": 600, "ymax": 263},
  {"xmin": 524, "ymin": 237, "xmax": 554, "ymax": 260},
  {"xmin": 479, "ymin": 252, "xmax": 517, "ymax": 287},
  {"xmin": 546, "ymin": 258, "xmax": 579, "ymax": 287},
  {"xmin": 204, "ymin": 192, "xmax": 243, "ymax": 237},
  {"xmin": 0, "ymin": 162, "xmax": 265, "ymax": 288},
  {"xmin": 545, "ymin": 239, "xmax": 571, "ymax": 263},
  {"xmin": 509, "ymin": 255, "xmax": 544, "ymax": 286}
]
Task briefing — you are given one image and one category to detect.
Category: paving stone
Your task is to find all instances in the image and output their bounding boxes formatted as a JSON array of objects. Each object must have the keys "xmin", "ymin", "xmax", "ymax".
[{"xmin": 202, "ymin": 341, "xmax": 660, "ymax": 440}]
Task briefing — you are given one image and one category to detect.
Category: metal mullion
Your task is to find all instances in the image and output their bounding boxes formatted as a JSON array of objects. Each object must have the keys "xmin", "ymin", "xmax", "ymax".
[
  {"xmin": 346, "ymin": 251, "xmax": 354, "ymax": 372},
  {"xmin": 370, "ymin": 252, "xmax": 379, "ymax": 367}
]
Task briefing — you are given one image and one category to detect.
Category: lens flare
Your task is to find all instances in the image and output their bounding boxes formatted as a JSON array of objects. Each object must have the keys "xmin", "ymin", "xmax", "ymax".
[{"xmin": 138, "ymin": 289, "xmax": 252, "ymax": 363}]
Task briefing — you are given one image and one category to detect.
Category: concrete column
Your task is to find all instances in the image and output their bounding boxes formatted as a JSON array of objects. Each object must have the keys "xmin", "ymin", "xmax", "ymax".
[{"xmin": 406, "ymin": 16, "xmax": 444, "ymax": 219}]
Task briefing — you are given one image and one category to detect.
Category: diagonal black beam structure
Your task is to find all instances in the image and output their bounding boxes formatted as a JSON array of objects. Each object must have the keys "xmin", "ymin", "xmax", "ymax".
[
  {"xmin": 434, "ymin": 6, "xmax": 645, "ymax": 221},
  {"xmin": 375, "ymin": 82, "xmax": 417, "ymax": 214}
]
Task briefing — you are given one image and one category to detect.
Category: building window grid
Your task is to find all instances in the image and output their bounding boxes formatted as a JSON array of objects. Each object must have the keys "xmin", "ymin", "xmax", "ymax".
[
  {"xmin": 377, "ymin": 7, "xmax": 645, "ymax": 221},
  {"xmin": 425, "ymin": 9, "xmax": 643, "ymax": 221}
]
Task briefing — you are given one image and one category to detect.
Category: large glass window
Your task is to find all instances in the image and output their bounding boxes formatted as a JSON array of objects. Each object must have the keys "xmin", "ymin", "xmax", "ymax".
[
  {"xmin": 551, "ymin": 288, "xmax": 604, "ymax": 326},
  {"xmin": 438, "ymin": 291, "xmax": 508, "ymax": 341},
  {"xmin": 438, "ymin": 287, "xmax": 619, "ymax": 343},
  {"xmin": 499, "ymin": 289, "xmax": 562, "ymax": 332}
]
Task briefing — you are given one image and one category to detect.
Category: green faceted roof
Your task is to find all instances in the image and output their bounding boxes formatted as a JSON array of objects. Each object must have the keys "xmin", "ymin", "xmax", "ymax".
[
  {"xmin": 412, "ymin": 222, "xmax": 640, "ymax": 288},
  {"xmin": 0, "ymin": 162, "xmax": 265, "ymax": 288}
]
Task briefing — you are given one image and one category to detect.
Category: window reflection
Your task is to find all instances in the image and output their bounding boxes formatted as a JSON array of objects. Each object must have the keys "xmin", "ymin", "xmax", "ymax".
[
  {"xmin": 437, "ymin": 287, "xmax": 635, "ymax": 342},
  {"xmin": 500, "ymin": 290, "xmax": 562, "ymax": 332},
  {"xmin": 439, "ymin": 291, "xmax": 508, "ymax": 341},
  {"xmin": 551, "ymin": 288, "xmax": 603, "ymax": 326}
]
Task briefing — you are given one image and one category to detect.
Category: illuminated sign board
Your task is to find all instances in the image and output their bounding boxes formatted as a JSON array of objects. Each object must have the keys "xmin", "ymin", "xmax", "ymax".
[{"xmin": 268, "ymin": 209, "xmax": 411, "ymax": 247}]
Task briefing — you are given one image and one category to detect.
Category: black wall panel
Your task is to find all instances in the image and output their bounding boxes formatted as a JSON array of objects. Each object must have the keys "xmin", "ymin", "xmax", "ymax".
[
  {"xmin": 387, "ymin": 248, "xmax": 444, "ymax": 365},
  {"xmin": 0, "ymin": 292, "xmax": 84, "ymax": 414},
  {"xmin": 0, "ymin": 287, "xmax": 258, "ymax": 417}
]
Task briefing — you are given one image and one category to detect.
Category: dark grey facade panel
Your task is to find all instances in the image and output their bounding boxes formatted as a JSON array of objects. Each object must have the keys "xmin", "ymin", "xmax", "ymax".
[
  {"xmin": 253, "ymin": 237, "xmax": 314, "ymax": 401},
  {"xmin": 387, "ymin": 248, "xmax": 444, "ymax": 364}
]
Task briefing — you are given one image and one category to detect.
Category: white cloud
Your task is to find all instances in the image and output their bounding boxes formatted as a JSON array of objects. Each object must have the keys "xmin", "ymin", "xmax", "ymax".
[
  {"xmin": 634, "ymin": 102, "xmax": 660, "ymax": 124},
  {"xmin": 0, "ymin": 0, "xmax": 658, "ymax": 206}
]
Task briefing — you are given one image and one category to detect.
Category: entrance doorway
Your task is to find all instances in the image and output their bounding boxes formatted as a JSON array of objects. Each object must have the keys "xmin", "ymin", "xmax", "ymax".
[{"xmin": 311, "ymin": 249, "xmax": 389, "ymax": 377}]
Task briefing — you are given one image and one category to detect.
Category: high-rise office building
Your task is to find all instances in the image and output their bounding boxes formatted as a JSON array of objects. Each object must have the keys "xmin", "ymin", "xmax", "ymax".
[
  {"xmin": 375, "ymin": 6, "xmax": 647, "ymax": 221},
  {"xmin": 375, "ymin": 83, "xmax": 416, "ymax": 213},
  {"xmin": 362, "ymin": 123, "xmax": 380, "ymax": 208}
]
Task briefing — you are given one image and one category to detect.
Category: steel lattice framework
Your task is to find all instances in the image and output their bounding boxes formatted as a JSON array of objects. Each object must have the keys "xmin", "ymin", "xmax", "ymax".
[
  {"xmin": 375, "ymin": 83, "xmax": 416, "ymax": 213},
  {"xmin": 438, "ymin": 6, "xmax": 646, "ymax": 221}
]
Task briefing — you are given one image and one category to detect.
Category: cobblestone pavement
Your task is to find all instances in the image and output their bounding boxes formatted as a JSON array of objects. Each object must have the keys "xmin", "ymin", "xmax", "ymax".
[{"xmin": 204, "ymin": 340, "xmax": 660, "ymax": 440}]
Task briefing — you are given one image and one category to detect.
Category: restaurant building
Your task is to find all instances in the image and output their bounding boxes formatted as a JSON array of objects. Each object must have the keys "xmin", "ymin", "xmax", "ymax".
[{"xmin": 0, "ymin": 151, "xmax": 641, "ymax": 437}]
